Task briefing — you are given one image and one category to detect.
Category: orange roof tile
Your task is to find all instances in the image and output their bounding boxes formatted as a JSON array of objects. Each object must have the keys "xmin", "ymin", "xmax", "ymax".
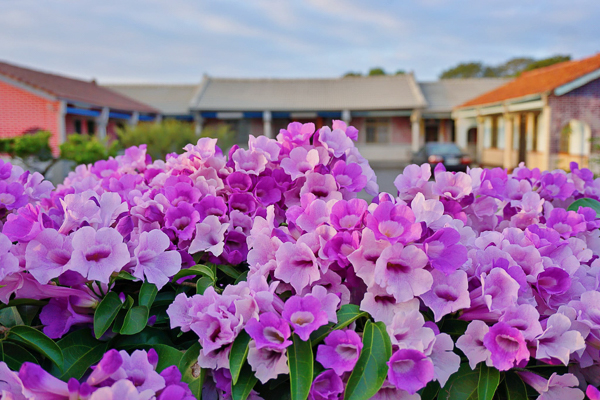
[{"xmin": 457, "ymin": 53, "xmax": 600, "ymax": 108}]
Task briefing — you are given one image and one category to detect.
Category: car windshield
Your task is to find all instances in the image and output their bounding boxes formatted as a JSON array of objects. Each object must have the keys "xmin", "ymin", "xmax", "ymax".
[{"xmin": 426, "ymin": 143, "xmax": 462, "ymax": 155}]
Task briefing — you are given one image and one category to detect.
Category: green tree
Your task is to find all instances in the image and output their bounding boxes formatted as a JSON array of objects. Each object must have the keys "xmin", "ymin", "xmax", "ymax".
[
  {"xmin": 117, "ymin": 120, "xmax": 198, "ymax": 161},
  {"xmin": 343, "ymin": 71, "xmax": 362, "ymax": 77},
  {"xmin": 59, "ymin": 134, "xmax": 118, "ymax": 166},
  {"xmin": 368, "ymin": 67, "xmax": 386, "ymax": 76},
  {"xmin": 523, "ymin": 55, "xmax": 571, "ymax": 73},
  {"xmin": 395, "ymin": 69, "xmax": 406, "ymax": 75},
  {"xmin": 440, "ymin": 62, "xmax": 486, "ymax": 79}
]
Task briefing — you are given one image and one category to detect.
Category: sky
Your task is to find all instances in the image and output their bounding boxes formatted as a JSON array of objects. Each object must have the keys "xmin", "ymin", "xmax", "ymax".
[{"xmin": 0, "ymin": 0, "xmax": 599, "ymax": 84}]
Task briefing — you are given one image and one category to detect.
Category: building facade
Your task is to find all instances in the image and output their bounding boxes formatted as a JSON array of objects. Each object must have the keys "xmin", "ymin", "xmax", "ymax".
[
  {"xmin": 0, "ymin": 61, "xmax": 159, "ymax": 155},
  {"xmin": 453, "ymin": 53, "xmax": 600, "ymax": 172}
]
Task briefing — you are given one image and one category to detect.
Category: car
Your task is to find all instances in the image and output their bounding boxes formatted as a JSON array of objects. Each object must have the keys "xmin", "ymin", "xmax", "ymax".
[{"xmin": 411, "ymin": 142, "xmax": 472, "ymax": 172}]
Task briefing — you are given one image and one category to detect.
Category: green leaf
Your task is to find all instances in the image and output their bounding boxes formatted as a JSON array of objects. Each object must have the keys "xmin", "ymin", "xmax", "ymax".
[
  {"xmin": 1, "ymin": 342, "xmax": 37, "ymax": 371},
  {"xmin": 94, "ymin": 291, "xmax": 123, "ymax": 339},
  {"xmin": 0, "ymin": 307, "xmax": 24, "ymax": 327},
  {"xmin": 478, "ymin": 364, "xmax": 500, "ymax": 400},
  {"xmin": 287, "ymin": 334, "xmax": 313, "ymax": 400},
  {"xmin": 0, "ymin": 298, "xmax": 47, "ymax": 311},
  {"xmin": 311, "ymin": 304, "xmax": 367, "ymax": 345},
  {"xmin": 503, "ymin": 371, "xmax": 528, "ymax": 400},
  {"xmin": 114, "ymin": 271, "xmax": 136, "ymax": 281},
  {"xmin": 420, "ymin": 380, "xmax": 441, "ymax": 400},
  {"xmin": 232, "ymin": 362, "xmax": 258, "ymax": 400},
  {"xmin": 139, "ymin": 282, "xmax": 158, "ymax": 308},
  {"xmin": 172, "ymin": 264, "xmax": 216, "ymax": 283},
  {"xmin": 217, "ymin": 264, "xmax": 241, "ymax": 279},
  {"xmin": 152, "ymin": 292, "xmax": 176, "ymax": 307},
  {"xmin": 439, "ymin": 363, "xmax": 479, "ymax": 400},
  {"xmin": 440, "ymin": 319, "xmax": 469, "ymax": 336},
  {"xmin": 229, "ymin": 330, "xmax": 251, "ymax": 385},
  {"xmin": 344, "ymin": 321, "xmax": 392, "ymax": 400},
  {"xmin": 123, "ymin": 294, "xmax": 134, "ymax": 310},
  {"xmin": 6, "ymin": 325, "xmax": 63, "ymax": 368},
  {"xmin": 179, "ymin": 342, "xmax": 204, "ymax": 399},
  {"xmin": 120, "ymin": 306, "xmax": 149, "ymax": 335},
  {"xmin": 234, "ymin": 271, "xmax": 248, "ymax": 284},
  {"xmin": 56, "ymin": 329, "xmax": 107, "ymax": 380},
  {"xmin": 114, "ymin": 327, "xmax": 174, "ymax": 348},
  {"xmin": 567, "ymin": 197, "xmax": 600, "ymax": 216},
  {"xmin": 196, "ymin": 276, "xmax": 214, "ymax": 295}
]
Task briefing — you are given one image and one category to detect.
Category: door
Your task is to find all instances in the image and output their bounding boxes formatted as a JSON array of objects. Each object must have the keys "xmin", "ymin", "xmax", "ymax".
[{"xmin": 518, "ymin": 114, "xmax": 527, "ymax": 163}]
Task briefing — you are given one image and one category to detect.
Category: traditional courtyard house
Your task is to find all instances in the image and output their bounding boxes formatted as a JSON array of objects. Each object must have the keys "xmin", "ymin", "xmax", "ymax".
[
  {"xmin": 453, "ymin": 53, "xmax": 600, "ymax": 171},
  {"xmin": 189, "ymin": 74, "xmax": 427, "ymax": 166},
  {"xmin": 418, "ymin": 78, "xmax": 510, "ymax": 161},
  {"xmin": 104, "ymin": 83, "xmax": 200, "ymax": 122},
  {"xmin": 0, "ymin": 60, "xmax": 159, "ymax": 154}
]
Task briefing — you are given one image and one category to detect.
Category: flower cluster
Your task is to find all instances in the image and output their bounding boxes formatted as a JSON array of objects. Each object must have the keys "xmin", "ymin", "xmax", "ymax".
[
  {"xmin": 0, "ymin": 349, "xmax": 194, "ymax": 399},
  {"xmin": 1, "ymin": 119, "xmax": 600, "ymax": 399}
]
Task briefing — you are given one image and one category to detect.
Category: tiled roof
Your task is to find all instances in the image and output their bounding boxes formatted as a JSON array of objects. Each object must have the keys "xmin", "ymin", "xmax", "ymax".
[
  {"xmin": 419, "ymin": 78, "xmax": 511, "ymax": 113},
  {"xmin": 0, "ymin": 61, "xmax": 159, "ymax": 113},
  {"xmin": 191, "ymin": 74, "xmax": 427, "ymax": 111},
  {"xmin": 104, "ymin": 84, "xmax": 199, "ymax": 115},
  {"xmin": 458, "ymin": 53, "xmax": 600, "ymax": 108}
]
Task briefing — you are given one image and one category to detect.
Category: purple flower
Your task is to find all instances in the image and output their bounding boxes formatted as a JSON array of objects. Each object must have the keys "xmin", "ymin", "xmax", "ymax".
[
  {"xmin": 0, "ymin": 181, "xmax": 27, "ymax": 211},
  {"xmin": 0, "ymin": 232, "xmax": 20, "ymax": 282},
  {"xmin": 39, "ymin": 296, "xmax": 94, "ymax": 338},
  {"xmin": 133, "ymin": 229, "xmax": 182, "ymax": 290},
  {"xmin": 24, "ymin": 229, "xmax": 72, "ymax": 284},
  {"xmin": 309, "ymin": 370, "xmax": 344, "ymax": 400},
  {"xmin": 246, "ymin": 341, "xmax": 289, "ymax": 384},
  {"xmin": 394, "ymin": 164, "xmax": 432, "ymax": 201},
  {"xmin": 428, "ymin": 333, "xmax": 460, "ymax": 387},
  {"xmin": 535, "ymin": 313, "xmax": 585, "ymax": 365},
  {"xmin": 318, "ymin": 126, "xmax": 354, "ymax": 157},
  {"xmin": 245, "ymin": 312, "xmax": 292, "ymax": 351},
  {"xmin": 249, "ymin": 134, "xmax": 281, "ymax": 162},
  {"xmin": 330, "ymin": 198, "xmax": 367, "ymax": 231},
  {"xmin": 300, "ymin": 172, "xmax": 342, "ymax": 203},
  {"xmin": 110, "ymin": 349, "xmax": 165, "ymax": 393},
  {"xmin": 387, "ymin": 349, "xmax": 434, "ymax": 395},
  {"xmin": 232, "ymin": 148, "xmax": 268, "ymax": 175},
  {"xmin": 0, "ymin": 361, "xmax": 25, "ymax": 400},
  {"xmin": 517, "ymin": 371, "xmax": 584, "ymax": 400},
  {"xmin": 316, "ymin": 330, "xmax": 363, "ymax": 375},
  {"xmin": 274, "ymin": 242, "xmax": 320, "ymax": 293},
  {"xmin": 365, "ymin": 202, "xmax": 422, "ymax": 244},
  {"xmin": 19, "ymin": 362, "xmax": 69, "ymax": 398},
  {"xmin": 433, "ymin": 170, "xmax": 472, "ymax": 200},
  {"xmin": 423, "ymin": 228, "xmax": 468, "ymax": 274},
  {"xmin": 165, "ymin": 202, "xmax": 200, "ymax": 241},
  {"xmin": 281, "ymin": 147, "xmax": 320, "ymax": 180},
  {"xmin": 3, "ymin": 203, "xmax": 45, "ymax": 242},
  {"xmin": 282, "ymin": 295, "xmax": 328, "ymax": 341},
  {"xmin": 188, "ymin": 216, "xmax": 229, "ymax": 256},
  {"xmin": 546, "ymin": 208, "xmax": 587, "ymax": 238},
  {"xmin": 456, "ymin": 320, "xmax": 492, "ymax": 369},
  {"xmin": 65, "ymin": 226, "xmax": 130, "ymax": 284},
  {"xmin": 331, "ymin": 160, "xmax": 367, "ymax": 193},
  {"xmin": 374, "ymin": 243, "xmax": 432, "ymax": 303},
  {"xmin": 483, "ymin": 322, "xmax": 529, "ymax": 371},
  {"xmin": 420, "ymin": 269, "xmax": 470, "ymax": 322},
  {"xmin": 87, "ymin": 349, "xmax": 123, "ymax": 386},
  {"xmin": 587, "ymin": 385, "xmax": 600, "ymax": 400}
]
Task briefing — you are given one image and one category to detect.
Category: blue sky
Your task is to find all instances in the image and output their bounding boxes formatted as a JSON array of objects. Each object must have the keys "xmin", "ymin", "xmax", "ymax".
[{"xmin": 0, "ymin": 0, "xmax": 598, "ymax": 83}]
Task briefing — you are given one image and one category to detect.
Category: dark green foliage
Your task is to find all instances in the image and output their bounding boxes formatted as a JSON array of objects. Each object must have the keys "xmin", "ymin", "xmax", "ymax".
[{"xmin": 440, "ymin": 54, "xmax": 571, "ymax": 79}]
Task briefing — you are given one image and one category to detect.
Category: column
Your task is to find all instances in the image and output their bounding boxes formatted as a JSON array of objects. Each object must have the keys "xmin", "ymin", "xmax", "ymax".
[
  {"xmin": 455, "ymin": 118, "xmax": 468, "ymax": 149},
  {"xmin": 129, "ymin": 111, "xmax": 139, "ymax": 127},
  {"xmin": 476, "ymin": 116, "xmax": 484, "ymax": 165},
  {"xmin": 57, "ymin": 100, "xmax": 67, "ymax": 145},
  {"xmin": 503, "ymin": 113, "xmax": 513, "ymax": 169},
  {"xmin": 155, "ymin": 114, "xmax": 163, "ymax": 124},
  {"xmin": 341, "ymin": 109, "xmax": 351, "ymax": 125},
  {"xmin": 194, "ymin": 112, "xmax": 204, "ymax": 135},
  {"xmin": 97, "ymin": 107, "xmax": 109, "ymax": 140},
  {"xmin": 263, "ymin": 111, "xmax": 272, "ymax": 138},
  {"xmin": 411, "ymin": 110, "xmax": 422, "ymax": 153}
]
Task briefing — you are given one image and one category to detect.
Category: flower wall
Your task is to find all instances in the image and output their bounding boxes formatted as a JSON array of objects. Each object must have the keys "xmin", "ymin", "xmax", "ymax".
[{"xmin": 0, "ymin": 121, "xmax": 600, "ymax": 399}]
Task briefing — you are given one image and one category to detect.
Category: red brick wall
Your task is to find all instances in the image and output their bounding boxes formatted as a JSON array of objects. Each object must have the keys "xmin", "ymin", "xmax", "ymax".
[
  {"xmin": 0, "ymin": 80, "xmax": 61, "ymax": 154},
  {"xmin": 548, "ymin": 78, "xmax": 600, "ymax": 155}
]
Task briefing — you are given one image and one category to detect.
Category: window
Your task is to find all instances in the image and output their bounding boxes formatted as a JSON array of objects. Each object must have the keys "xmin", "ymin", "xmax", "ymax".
[
  {"xmin": 490, "ymin": 116, "xmax": 498, "ymax": 148},
  {"xmin": 365, "ymin": 118, "xmax": 390, "ymax": 143},
  {"xmin": 467, "ymin": 127, "xmax": 477, "ymax": 144},
  {"xmin": 87, "ymin": 120, "xmax": 96, "ymax": 135},
  {"xmin": 559, "ymin": 124, "xmax": 571, "ymax": 154}
]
